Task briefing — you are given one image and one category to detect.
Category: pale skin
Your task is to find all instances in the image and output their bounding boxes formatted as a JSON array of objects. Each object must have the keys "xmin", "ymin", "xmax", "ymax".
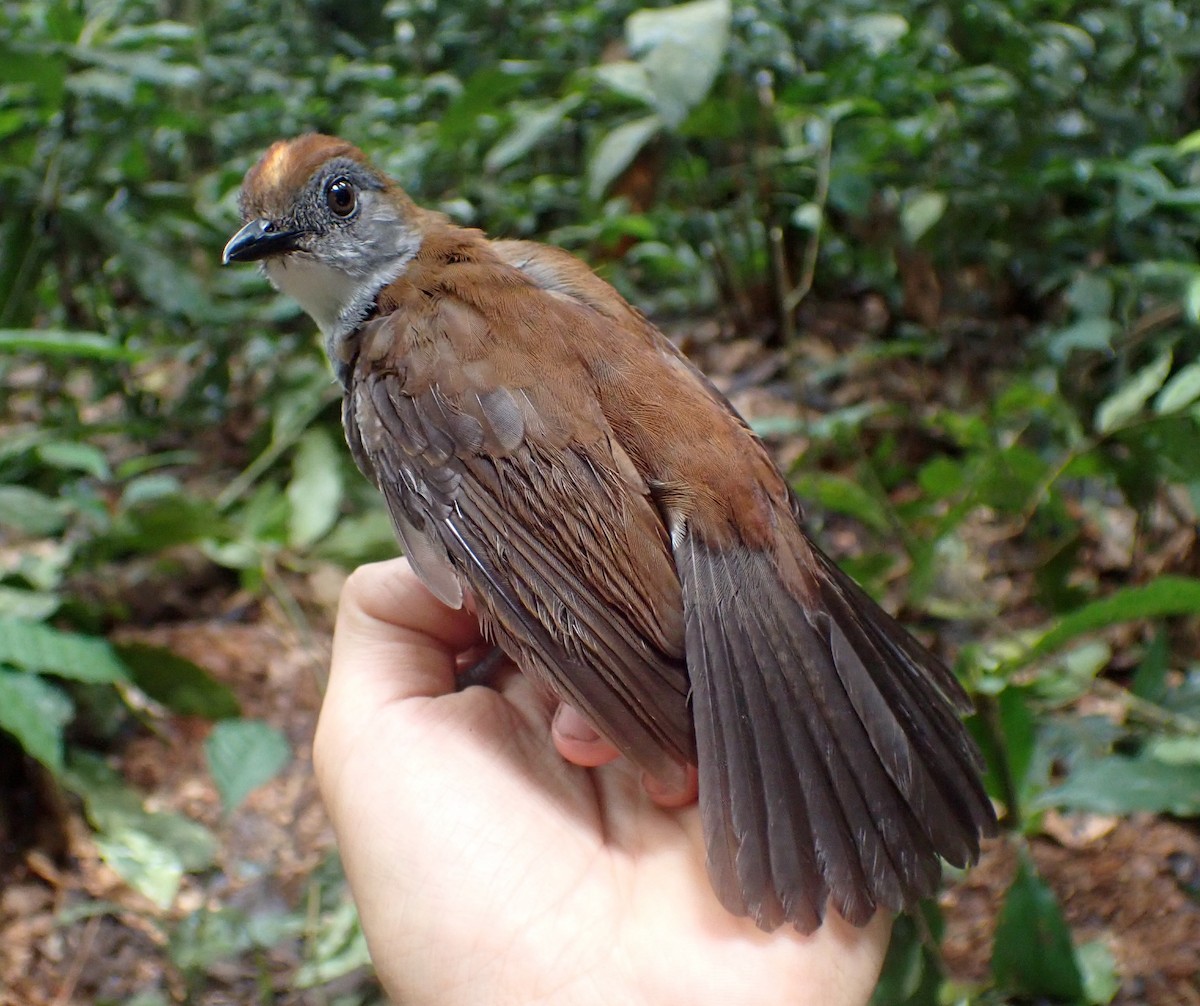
[{"xmin": 313, "ymin": 558, "xmax": 891, "ymax": 1006}]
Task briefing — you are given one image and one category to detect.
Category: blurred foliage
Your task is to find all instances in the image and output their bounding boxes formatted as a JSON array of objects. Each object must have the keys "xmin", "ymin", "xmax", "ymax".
[{"xmin": 3, "ymin": 0, "xmax": 1200, "ymax": 1002}]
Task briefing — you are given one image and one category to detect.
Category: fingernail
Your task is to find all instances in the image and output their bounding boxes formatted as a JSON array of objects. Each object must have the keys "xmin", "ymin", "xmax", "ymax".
[{"xmin": 553, "ymin": 706, "xmax": 601, "ymax": 743}]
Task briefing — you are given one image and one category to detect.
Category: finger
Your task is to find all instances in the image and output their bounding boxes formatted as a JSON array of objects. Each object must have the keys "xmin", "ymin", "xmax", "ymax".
[
  {"xmin": 641, "ymin": 763, "xmax": 699, "ymax": 808},
  {"xmin": 331, "ymin": 558, "xmax": 480, "ymax": 699},
  {"xmin": 551, "ymin": 705, "xmax": 621, "ymax": 767}
]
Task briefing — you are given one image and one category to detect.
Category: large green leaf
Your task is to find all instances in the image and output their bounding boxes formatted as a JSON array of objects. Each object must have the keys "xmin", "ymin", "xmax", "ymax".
[
  {"xmin": 0, "ymin": 668, "xmax": 72, "ymax": 773},
  {"xmin": 1022, "ymin": 577, "xmax": 1200, "ymax": 663},
  {"xmin": 116, "ymin": 643, "xmax": 241, "ymax": 720},
  {"xmin": 0, "ymin": 618, "xmax": 129, "ymax": 683},
  {"xmin": 627, "ymin": 0, "xmax": 731, "ymax": 127},
  {"xmin": 64, "ymin": 753, "xmax": 218, "ymax": 908},
  {"xmin": 1038, "ymin": 753, "xmax": 1200, "ymax": 816},
  {"xmin": 992, "ymin": 855, "xmax": 1084, "ymax": 1001}
]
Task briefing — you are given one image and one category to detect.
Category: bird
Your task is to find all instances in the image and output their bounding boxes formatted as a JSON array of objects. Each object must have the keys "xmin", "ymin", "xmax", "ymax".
[{"xmin": 223, "ymin": 133, "xmax": 997, "ymax": 934}]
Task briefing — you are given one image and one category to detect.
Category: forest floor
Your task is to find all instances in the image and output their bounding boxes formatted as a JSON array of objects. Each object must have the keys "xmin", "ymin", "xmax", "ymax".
[{"xmin": 1, "ymin": 311, "xmax": 1198, "ymax": 1005}]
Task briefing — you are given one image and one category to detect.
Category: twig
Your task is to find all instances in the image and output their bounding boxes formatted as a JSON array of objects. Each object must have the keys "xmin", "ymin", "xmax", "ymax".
[
  {"xmin": 782, "ymin": 116, "xmax": 833, "ymax": 317},
  {"xmin": 51, "ymin": 913, "xmax": 102, "ymax": 1006}
]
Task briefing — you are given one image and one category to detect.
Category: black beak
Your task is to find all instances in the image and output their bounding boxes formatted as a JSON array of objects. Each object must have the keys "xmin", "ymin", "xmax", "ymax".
[{"xmin": 221, "ymin": 218, "xmax": 303, "ymax": 265}]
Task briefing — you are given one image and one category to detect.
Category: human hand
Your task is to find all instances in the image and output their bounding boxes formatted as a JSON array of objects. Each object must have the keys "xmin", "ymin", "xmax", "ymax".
[{"xmin": 313, "ymin": 558, "xmax": 891, "ymax": 1006}]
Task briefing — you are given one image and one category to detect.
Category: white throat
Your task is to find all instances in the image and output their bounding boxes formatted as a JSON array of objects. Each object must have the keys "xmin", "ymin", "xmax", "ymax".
[{"xmin": 265, "ymin": 245, "xmax": 417, "ymax": 340}]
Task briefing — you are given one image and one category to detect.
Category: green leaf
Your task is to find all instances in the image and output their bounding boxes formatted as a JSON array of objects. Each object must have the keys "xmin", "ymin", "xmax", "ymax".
[
  {"xmin": 0, "ymin": 618, "xmax": 129, "ymax": 683},
  {"xmin": 900, "ymin": 191, "xmax": 946, "ymax": 243},
  {"xmin": 588, "ymin": 115, "xmax": 662, "ymax": 200},
  {"xmin": 1094, "ymin": 350, "xmax": 1173, "ymax": 433},
  {"xmin": 93, "ymin": 829, "xmax": 186, "ymax": 909},
  {"xmin": 1154, "ymin": 359, "xmax": 1200, "ymax": 414},
  {"xmin": 0, "ymin": 587, "xmax": 61, "ymax": 621},
  {"xmin": 116, "ymin": 643, "xmax": 240, "ymax": 719},
  {"xmin": 287, "ymin": 427, "xmax": 343, "ymax": 548},
  {"xmin": 170, "ymin": 905, "xmax": 302, "ymax": 972},
  {"xmin": 627, "ymin": 0, "xmax": 730, "ymax": 127},
  {"xmin": 0, "ymin": 669, "xmax": 72, "ymax": 773},
  {"xmin": 294, "ymin": 898, "xmax": 372, "ymax": 988},
  {"xmin": 1076, "ymin": 940, "xmax": 1120, "ymax": 1005},
  {"xmin": 848, "ymin": 13, "xmax": 910, "ymax": 56},
  {"xmin": 0, "ymin": 486, "xmax": 69, "ymax": 535},
  {"xmin": 1065, "ymin": 272, "xmax": 1114, "ymax": 318},
  {"xmin": 205, "ymin": 719, "xmax": 290, "ymax": 814},
  {"xmin": 1023, "ymin": 577, "xmax": 1200, "ymax": 663},
  {"xmin": 792, "ymin": 472, "xmax": 890, "ymax": 532},
  {"xmin": 35, "ymin": 441, "xmax": 112, "ymax": 479},
  {"xmin": 869, "ymin": 906, "xmax": 944, "ymax": 1006},
  {"xmin": 992, "ymin": 855, "xmax": 1084, "ymax": 1001},
  {"xmin": 485, "ymin": 95, "xmax": 582, "ymax": 173},
  {"xmin": 1145, "ymin": 735, "xmax": 1200, "ymax": 766},
  {"xmin": 73, "ymin": 758, "xmax": 214, "ymax": 907},
  {"xmin": 1045, "ymin": 317, "xmax": 1118, "ymax": 361},
  {"xmin": 1130, "ymin": 629, "xmax": 1169, "ymax": 702},
  {"xmin": 1038, "ymin": 753, "xmax": 1200, "ymax": 816},
  {"xmin": 1183, "ymin": 273, "xmax": 1200, "ymax": 325},
  {"xmin": 0, "ymin": 329, "xmax": 141, "ymax": 361},
  {"xmin": 592, "ymin": 61, "xmax": 657, "ymax": 107}
]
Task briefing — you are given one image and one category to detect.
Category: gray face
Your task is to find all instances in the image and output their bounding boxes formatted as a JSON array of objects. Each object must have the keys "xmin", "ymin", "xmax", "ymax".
[{"xmin": 228, "ymin": 157, "xmax": 423, "ymax": 344}]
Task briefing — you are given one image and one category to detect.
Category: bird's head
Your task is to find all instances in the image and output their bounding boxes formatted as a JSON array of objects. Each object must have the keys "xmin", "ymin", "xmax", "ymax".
[{"xmin": 223, "ymin": 134, "xmax": 422, "ymax": 339}]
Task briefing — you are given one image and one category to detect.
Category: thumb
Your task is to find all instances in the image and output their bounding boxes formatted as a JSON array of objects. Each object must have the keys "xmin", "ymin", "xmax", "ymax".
[{"xmin": 315, "ymin": 559, "xmax": 480, "ymax": 772}]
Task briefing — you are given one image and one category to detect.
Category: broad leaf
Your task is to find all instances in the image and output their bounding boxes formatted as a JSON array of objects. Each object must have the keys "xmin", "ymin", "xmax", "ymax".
[
  {"xmin": 0, "ymin": 668, "xmax": 72, "ymax": 772},
  {"xmin": 1155, "ymin": 359, "xmax": 1200, "ymax": 414},
  {"xmin": 205, "ymin": 719, "xmax": 290, "ymax": 814},
  {"xmin": 1039, "ymin": 753, "xmax": 1200, "ymax": 816},
  {"xmin": 287, "ymin": 427, "xmax": 343, "ymax": 548},
  {"xmin": 0, "ymin": 618, "xmax": 129, "ymax": 683},
  {"xmin": 1023, "ymin": 577, "xmax": 1200, "ymax": 663},
  {"xmin": 117, "ymin": 643, "xmax": 240, "ymax": 720},
  {"xmin": 587, "ymin": 114, "xmax": 662, "ymax": 200},
  {"xmin": 627, "ymin": 0, "xmax": 731, "ymax": 127},
  {"xmin": 485, "ymin": 95, "xmax": 582, "ymax": 173},
  {"xmin": 1094, "ymin": 350, "xmax": 1172, "ymax": 433},
  {"xmin": 992, "ymin": 855, "xmax": 1084, "ymax": 1000}
]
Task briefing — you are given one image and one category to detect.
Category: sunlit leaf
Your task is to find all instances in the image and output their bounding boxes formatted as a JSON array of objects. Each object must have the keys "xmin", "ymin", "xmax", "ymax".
[
  {"xmin": 1094, "ymin": 350, "xmax": 1172, "ymax": 433},
  {"xmin": 94, "ymin": 829, "xmax": 186, "ymax": 909},
  {"xmin": 287, "ymin": 427, "xmax": 343, "ymax": 548},
  {"xmin": 587, "ymin": 115, "xmax": 662, "ymax": 200},
  {"xmin": 1076, "ymin": 940, "xmax": 1120, "ymax": 1005},
  {"xmin": 900, "ymin": 190, "xmax": 946, "ymax": 243},
  {"xmin": 849, "ymin": 13, "xmax": 910, "ymax": 56},
  {"xmin": 627, "ymin": 0, "xmax": 730, "ymax": 127},
  {"xmin": 1154, "ymin": 359, "xmax": 1200, "ymax": 414},
  {"xmin": 0, "ymin": 486, "xmax": 68, "ymax": 535},
  {"xmin": 294, "ymin": 898, "xmax": 372, "ymax": 988}
]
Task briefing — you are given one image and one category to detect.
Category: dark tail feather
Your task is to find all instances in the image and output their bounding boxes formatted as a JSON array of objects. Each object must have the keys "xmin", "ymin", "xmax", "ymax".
[{"xmin": 678, "ymin": 532, "xmax": 995, "ymax": 933}]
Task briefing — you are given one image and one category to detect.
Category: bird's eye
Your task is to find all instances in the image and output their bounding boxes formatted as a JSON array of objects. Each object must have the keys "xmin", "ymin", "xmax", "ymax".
[{"xmin": 325, "ymin": 178, "xmax": 357, "ymax": 218}]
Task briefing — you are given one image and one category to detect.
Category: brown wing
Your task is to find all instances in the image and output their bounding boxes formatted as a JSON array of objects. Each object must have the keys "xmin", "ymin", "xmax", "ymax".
[
  {"xmin": 344, "ymin": 304, "xmax": 695, "ymax": 778},
  {"xmin": 480, "ymin": 241, "xmax": 997, "ymax": 932}
]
